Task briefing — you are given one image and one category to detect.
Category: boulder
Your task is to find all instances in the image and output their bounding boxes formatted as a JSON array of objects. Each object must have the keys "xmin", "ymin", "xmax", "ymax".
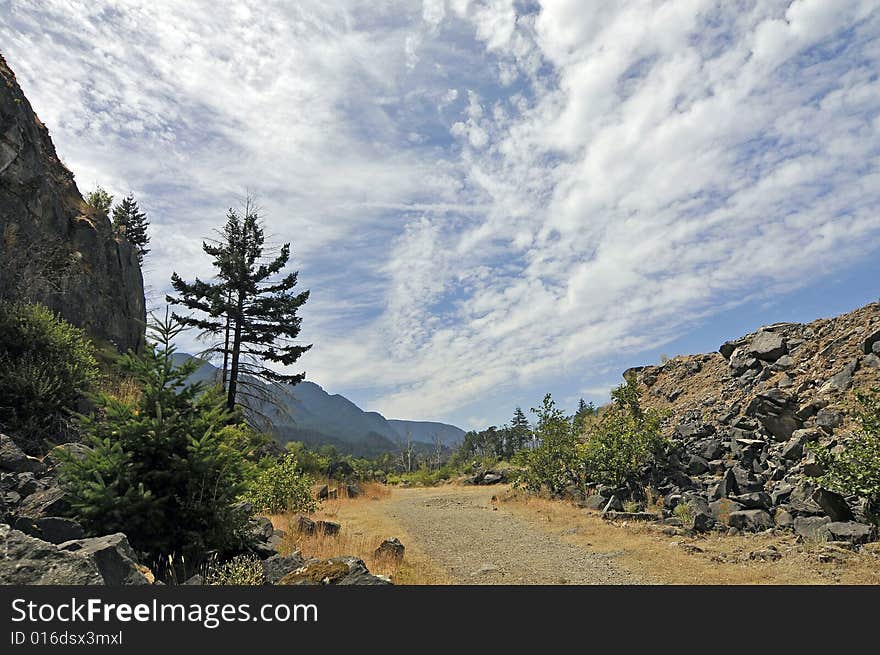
[
  {"xmin": 0, "ymin": 433, "xmax": 42, "ymax": 473},
  {"xmin": 44, "ymin": 442, "xmax": 92, "ymax": 469},
  {"xmin": 728, "ymin": 348, "xmax": 759, "ymax": 376},
  {"xmin": 346, "ymin": 484, "xmax": 362, "ymax": 498},
  {"xmin": 581, "ymin": 494, "xmax": 607, "ymax": 510},
  {"xmin": 862, "ymin": 328, "xmax": 880, "ymax": 355},
  {"xmin": 687, "ymin": 455, "xmax": 710, "ymax": 475},
  {"xmin": 773, "ymin": 507, "xmax": 795, "ymax": 528},
  {"xmin": 262, "ymin": 552, "xmax": 306, "ymax": 584},
  {"xmin": 277, "ymin": 556, "xmax": 391, "ymax": 585},
  {"xmin": 745, "ymin": 390, "xmax": 801, "ymax": 442},
  {"xmin": 317, "ymin": 520, "xmax": 340, "ymax": 536},
  {"xmin": 317, "ymin": 485, "xmax": 329, "ymax": 500},
  {"xmin": 58, "ymin": 533, "xmax": 151, "ymax": 585},
  {"xmin": 820, "ymin": 360, "xmax": 859, "ymax": 394},
  {"xmin": 17, "ymin": 486, "xmax": 69, "ymax": 518},
  {"xmin": 248, "ymin": 516, "xmax": 274, "ymax": 542},
  {"xmin": 709, "ymin": 498, "xmax": 744, "ymax": 524},
  {"xmin": 729, "ymin": 492, "xmax": 771, "ymax": 510},
  {"xmin": 375, "ymin": 537, "xmax": 405, "ymax": 560},
  {"xmin": 13, "ymin": 516, "xmax": 84, "ymax": 544},
  {"xmin": 814, "ymin": 409, "xmax": 842, "ymax": 431},
  {"xmin": 747, "ymin": 331, "xmax": 787, "ymax": 361},
  {"xmin": 727, "ymin": 509, "xmax": 774, "ymax": 532},
  {"xmin": 812, "ymin": 489, "xmax": 853, "ymax": 522},
  {"xmin": 793, "ymin": 516, "xmax": 831, "ymax": 540},
  {"xmin": 818, "ymin": 522, "xmax": 875, "ymax": 545},
  {"xmin": 0, "ymin": 524, "xmax": 104, "ymax": 584},
  {"xmin": 295, "ymin": 515, "xmax": 316, "ymax": 535}
]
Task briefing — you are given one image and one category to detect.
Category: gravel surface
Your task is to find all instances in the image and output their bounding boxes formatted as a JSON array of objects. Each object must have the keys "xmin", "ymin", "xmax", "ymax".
[{"xmin": 384, "ymin": 486, "xmax": 641, "ymax": 584}]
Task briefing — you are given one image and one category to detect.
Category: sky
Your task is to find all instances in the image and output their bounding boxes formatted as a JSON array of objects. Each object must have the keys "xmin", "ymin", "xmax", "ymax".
[{"xmin": 2, "ymin": 0, "xmax": 880, "ymax": 430}]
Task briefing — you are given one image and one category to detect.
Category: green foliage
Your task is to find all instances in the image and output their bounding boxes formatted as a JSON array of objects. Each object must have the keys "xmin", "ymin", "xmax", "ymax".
[
  {"xmin": 815, "ymin": 389, "xmax": 880, "ymax": 521},
  {"xmin": 85, "ymin": 186, "xmax": 113, "ymax": 215},
  {"xmin": 111, "ymin": 194, "xmax": 150, "ymax": 264},
  {"xmin": 0, "ymin": 302, "xmax": 97, "ymax": 448},
  {"xmin": 242, "ymin": 453, "xmax": 317, "ymax": 514},
  {"xmin": 168, "ymin": 194, "xmax": 311, "ymax": 413},
  {"xmin": 577, "ymin": 377, "xmax": 668, "ymax": 488},
  {"xmin": 59, "ymin": 310, "xmax": 250, "ymax": 570},
  {"xmin": 673, "ymin": 501, "xmax": 694, "ymax": 525},
  {"xmin": 516, "ymin": 394, "xmax": 580, "ymax": 495},
  {"xmin": 204, "ymin": 554, "xmax": 265, "ymax": 585}
]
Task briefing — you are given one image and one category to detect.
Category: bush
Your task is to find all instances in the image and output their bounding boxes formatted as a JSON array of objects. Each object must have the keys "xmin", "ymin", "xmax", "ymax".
[
  {"xmin": 0, "ymin": 301, "xmax": 97, "ymax": 449},
  {"xmin": 815, "ymin": 388, "xmax": 880, "ymax": 523},
  {"xmin": 59, "ymin": 312, "xmax": 249, "ymax": 574},
  {"xmin": 242, "ymin": 453, "xmax": 317, "ymax": 514},
  {"xmin": 577, "ymin": 377, "xmax": 668, "ymax": 488},
  {"xmin": 516, "ymin": 394, "xmax": 580, "ymax": 495},
  {"xmin": 204, "ymin": 554, "xmax": 265, "ymax": 585}
]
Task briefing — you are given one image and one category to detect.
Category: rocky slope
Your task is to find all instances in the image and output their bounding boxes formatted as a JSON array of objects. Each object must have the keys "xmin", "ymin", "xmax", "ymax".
[
  {"xmin": 0, "ymin": 53, "xmax": 145, "ymax": 352},
  {"xmin": 618, "ymin": 301, "xmax": 880, "ymax": 543}
]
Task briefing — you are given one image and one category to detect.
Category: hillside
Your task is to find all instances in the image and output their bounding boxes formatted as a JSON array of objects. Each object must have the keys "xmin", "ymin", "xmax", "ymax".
[
  {"xmin": 179, "ymin": 355, "xmax": 465, "ymax": 456},
  {"xmin": 616, "ymin": 301, "xmax": 880, "ymax": 540}
]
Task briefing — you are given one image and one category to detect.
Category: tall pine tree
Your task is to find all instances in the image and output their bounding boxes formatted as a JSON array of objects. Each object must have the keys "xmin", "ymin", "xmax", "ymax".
[
  {"xmin": 112, "ymin": 194, "xmax": 151, "ymax": 264},
  {"xmin": 508, "ymin": 406, "xmax": 532, "ymax": 453},
  {"xmin": 168, "ymin": 196, "xmax": 310, "ymax": 412}
]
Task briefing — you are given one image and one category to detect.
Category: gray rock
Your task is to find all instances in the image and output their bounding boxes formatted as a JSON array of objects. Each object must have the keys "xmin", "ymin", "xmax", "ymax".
[
  {"xmin": 793, "ymin": 516, "xmax": 831, "ymax": 540},
  {"xmin": 709, "ymin": 498, "xmax": 745, "ymax": 524},
  {"xmin": 729, "ymin": 492, "xmax": 771, "ymax": 510},
  {"xmin": 375, "ymin": 537, "xmax": 405, "ymax": 560},
  {"xmin": 729, "ymin": 347, "xmax": 759, "ymax": 376},
  {"xmin": 820, "ymin": 360, "xmax": 859, "ymax": 394},
  {"xmin": 774, "ymin": 507, "xmax": 795, "ymax": 528},
  {"xmin": 346, "ymin": 484, "xmax": 362, "ymax": 498},
  {"xmin": 317, "ymin": 485, "xmax": 329, "ymax": 500},
  {"xmin": 581, "ymin": 494, "xmax": 607, "ymax": 510},
  {"xmin": 481, "ymin": 473, "xmax": 503, "ymax": 485},
  {"xmin": 278, "ymin": 556, "xmax": 391, "ymax": 585},
  {"xmin": 317, "ymin": 520, "xmax": 340, "ymax": 536},
  {"xmin": 248, "ymin": 516, "xmax": 274, "ymax": 542},
  {"xmin": 0, "ymin": 524, "xmax": 104, "ymax": 584},
  {"xmin": 58, "ymin": 533, "xmax": 151, "ymax": 585},
  {"xmin": 862, "ymin": 328, "xmax": 880, "ymax": 355},
  {"xmin": 262, "ymin": 552, "xmax": 306, "ymax": 584},
  {"xmin": 818, "ymin": 522, "xmax": 875, "ymax": 545},
  {"xmin": 772, "ymin": 355, "xmax": 795, "ymax": 371},
  {"xmin": 748, "ymin": 331, "xmax": 787, "ymax": 361},
  {"xmin": 812, "ymin": 489, "xmax": 853, "ymax": 522},
  {"xmin": 863, "ymin": 353, "xmax": 880, "ymax": 369},
  {"xmin": 0, "ymin": 433, "xmax": 42, "ymax": 473},
  {"xmin": 44, "ymin": 442, "xmax": 92, "ymax": 469},
  {"xmin": 295, "ymin": 515, "xmax": 316, "ymax": 535},
  {"xmin": 814, "ymin": 409, "xmax": 842, "ymax": 431},
  {"xmin": 17, "ymin": 486, "xmax": 69, "ymax": 518},
  {"xmin": 14, "ymin": 516, "xmax": 84, "ymax": 544},
  {"xmin": 687, "ymin": 455, "xmax": 710, "ymax": 475},
  {"xmin": 727, "ymin": 509, "xmax": 774, "ymax": 532}
]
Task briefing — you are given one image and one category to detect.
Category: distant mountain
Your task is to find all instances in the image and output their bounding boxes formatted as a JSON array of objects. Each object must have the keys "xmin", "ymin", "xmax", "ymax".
[
  {"xmin": 173, "ymin": 354, "xmax": 465, "ymax": 457},
  {"xmin": 387, "ymin": 420, "xmax": 466, "ymax": 447}
]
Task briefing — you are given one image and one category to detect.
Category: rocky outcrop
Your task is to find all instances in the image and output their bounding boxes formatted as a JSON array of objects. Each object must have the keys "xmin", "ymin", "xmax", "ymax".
[
  {"xmin": 0, "ymin": 524, "xmax": 104, "ymax": 584},
  {"xmin": 277, "ymin": 556, "xmax": 391, "ymax": 585},
  {"xmin": 619, "ymin": 302, "xmax": 880, "ymax": 541},
  {"xmin": 0, "ymin": 54, "xmax": 144, "ymax": 352}
]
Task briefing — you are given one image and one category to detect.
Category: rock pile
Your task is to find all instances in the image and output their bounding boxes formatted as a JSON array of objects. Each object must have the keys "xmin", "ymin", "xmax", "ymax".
[{"xmin": 616, "ymin": 302, "xmax": 880, "ymax": 544}]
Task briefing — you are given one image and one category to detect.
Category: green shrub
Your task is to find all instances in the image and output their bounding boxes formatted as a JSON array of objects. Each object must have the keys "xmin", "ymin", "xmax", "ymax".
[
  {"xmin": 0, "ymin": 301, "xmax": 97, "ymax": 449},
  {"xmin": 59, "ymin": 312, "xmax": 249, "ymax": 574},
  {"xmin": 204, "ymin": 554, "xmax": 265, "ymax": 585},
  {"xmin": 515, "ymin": 394, "xmax": 581, "ymax": 495},
  {"xmin": 577, "ymin": 377, "xmax": 668, "ymax": 488},
  {"xmin": 242, "ymin": 453, "xmax": 317, "ymax": 514},
  {"xmin": 815, "ymin": 388, "xmax": 880, "ymax": 523}
]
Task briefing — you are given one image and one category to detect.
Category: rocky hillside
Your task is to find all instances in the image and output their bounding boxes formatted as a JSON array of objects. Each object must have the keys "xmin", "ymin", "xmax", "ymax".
[
  {"xmin": 618, "ymin": 301, "xmax": 880, "ymax": 543},
  {"xmin": 0, "ymin": 53, "xmax": 145, "ymax": 352}
]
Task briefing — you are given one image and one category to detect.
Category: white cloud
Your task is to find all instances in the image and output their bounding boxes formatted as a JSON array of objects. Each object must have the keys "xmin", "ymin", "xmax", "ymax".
[{"xmin": 2, "ymin": 1, "xmax": 879, "ymax": 426}]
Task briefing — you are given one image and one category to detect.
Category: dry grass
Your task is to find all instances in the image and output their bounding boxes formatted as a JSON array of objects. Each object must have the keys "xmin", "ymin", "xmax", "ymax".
[
  {"xmin": 499, "ymin": 490, "xmax": 880, "ymax": 585},
  {"xmin": 268, "ymin": 482, "xmax": 451, "ymax": 585}
]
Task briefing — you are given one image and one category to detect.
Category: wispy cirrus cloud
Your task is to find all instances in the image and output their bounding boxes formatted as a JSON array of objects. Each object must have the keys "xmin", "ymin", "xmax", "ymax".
[{"xmin": 2, "ymin": 0, "xmax": 879, "ymax": 428}]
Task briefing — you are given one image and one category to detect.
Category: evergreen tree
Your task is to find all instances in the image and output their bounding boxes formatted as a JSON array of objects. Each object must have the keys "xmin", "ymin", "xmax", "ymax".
[
  {"xmin": 111, "ymin": 194, "xmax": 151, "ymax": 263},
  {"xmin": 573, "ymin": 397, "xmax": 596, "ymax": 428},
  {"xmin": 85, "ymin": 186, "xmax": 113, "ymax": 216},
  {"xmin": 509, "ymin": 406, "xmax": 531, "ymax": 451},
  {"xmin": 59, "ymin": 311, "xmax": 250, "ymax": 572},
  {"xmin": 168, "ymin": 196, "xmax": 311, "ymax": 412}
]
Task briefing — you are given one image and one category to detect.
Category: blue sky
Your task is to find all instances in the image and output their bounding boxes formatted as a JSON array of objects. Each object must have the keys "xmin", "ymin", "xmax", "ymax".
[{"xmin": 2, "ymin": 1, "xmax": 879, "ymax": 429}]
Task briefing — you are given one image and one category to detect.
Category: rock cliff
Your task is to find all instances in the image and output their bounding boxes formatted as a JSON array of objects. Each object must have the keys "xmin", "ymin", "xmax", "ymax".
[{"xmin": 0, "ymin": 53, "xmax": 144, "ymax": 352}]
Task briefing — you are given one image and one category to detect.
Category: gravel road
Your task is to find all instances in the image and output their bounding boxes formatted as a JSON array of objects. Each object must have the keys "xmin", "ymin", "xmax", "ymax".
[{"xmin": 383, "ymin": 486, "xmax": 641, "ymax": 584}]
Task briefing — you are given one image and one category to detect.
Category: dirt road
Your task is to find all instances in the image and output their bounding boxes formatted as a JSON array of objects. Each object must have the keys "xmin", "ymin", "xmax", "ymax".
[{"xmin": 379, "ymin": 485, "xmax": 640, "ymax": 584}]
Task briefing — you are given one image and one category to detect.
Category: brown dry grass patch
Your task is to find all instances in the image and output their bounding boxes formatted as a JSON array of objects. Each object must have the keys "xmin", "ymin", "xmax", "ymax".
[
  {"xmin": 268, "ymin": 483, "xmax": 451, "ymax": 585},
  {"xmin": 499, "ymin": 490, "xmax": 880, "ymax": 584}
]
